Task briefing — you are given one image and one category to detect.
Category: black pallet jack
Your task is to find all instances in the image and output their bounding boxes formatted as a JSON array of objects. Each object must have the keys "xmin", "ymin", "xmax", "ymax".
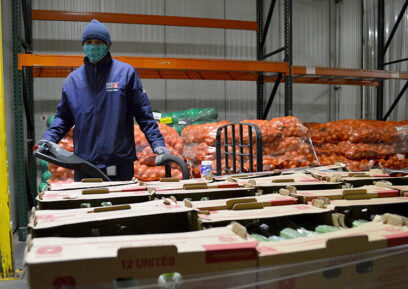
[{"xmin": 34, "ymin": 140, "xmax": 190, "ymax": 181}]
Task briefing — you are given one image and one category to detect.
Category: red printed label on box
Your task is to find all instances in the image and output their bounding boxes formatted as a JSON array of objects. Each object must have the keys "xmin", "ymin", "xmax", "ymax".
[
  {"xmin": 270, "ymin": 199, "xmax": 298, "ymax": 206},
  {"xmin": 294, "ymin": 205, "xmax": 311, "ymax": 210},
  {"xmin": 375, "ymin": 189, "xmax": 399, "ymax": 198},
  {"xmin": 386, "ymin": 231, "xmax": 408, "ymax": 247},
  {"xmin": 257, "ymin": 246, "xmax": 280, "ymax": 255},
  {"xmin": 36, "ymin": 246, "xmax": 63, "ymax": 255},
  {"xmin": 36, "ymin": 214, "xmax": 55, "ymax": 222},
  {"xmin": 299, "ymin": 179, "xmax": 319, "ymax": 182},
  {"xmin": 203, "ymin": 242, "xmax": 258, "ymax": 263}
]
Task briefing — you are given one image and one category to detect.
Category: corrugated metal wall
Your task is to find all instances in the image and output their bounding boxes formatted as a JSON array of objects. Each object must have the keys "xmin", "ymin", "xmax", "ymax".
[
  {"xmin": 32, "ymin": 0, "xmax": 364, "ymax": 136},
  {"xmin": 2, "ymin": 0, "xmax": 17, "ymax": 230},
  {"xmin": 363, "ymin": 0, "xmax": 408, "ymax": 121},
  {"xmin": 291, "ymin": 0, "xmax": 331, "ymax": 122},
  {"xmin": 338, "ymin": 0, "xmax": 363, "ymax": 119},
  {"xmin": 265, "ymin": 0, "xmax": 362, "ymax": 123}
]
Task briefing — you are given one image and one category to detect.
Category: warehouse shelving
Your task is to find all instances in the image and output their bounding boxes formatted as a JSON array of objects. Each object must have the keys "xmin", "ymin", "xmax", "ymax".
[
  {"xmin": 21, "ymin": 54, "xmax": 405, "ymax": 87},
  {"xmin": 12, "ymin": 0, "xmax": 408, "ymax": 241},
  {"xmin": 18, "ymin": 55, "xmax": 408, "ymax": 86},
  {"xmin": 19, "ymin": 2, "xmax": 408, "ymax": 118},
  {"xmin": 18, "ymin": 54, "xmax": 289, "ymax": 81},
  {"xmin": 31, "ymin": 9, "xmax": 259, "ymax": 30}
]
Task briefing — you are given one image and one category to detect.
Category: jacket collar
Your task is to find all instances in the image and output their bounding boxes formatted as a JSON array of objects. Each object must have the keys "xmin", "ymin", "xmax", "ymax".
[{"xmin": 84, "ymin": 52, "xmax": 113, "ymax": 72}]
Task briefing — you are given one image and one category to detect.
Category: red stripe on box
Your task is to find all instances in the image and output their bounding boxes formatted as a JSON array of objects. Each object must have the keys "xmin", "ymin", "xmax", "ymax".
[
  {"xmin": 121, "ymin": 187, "xmax": 147, "ymax": 192},
  {"xmin": 203, "ymin": 241, "xmax": 258, "ymax": 263},
  {"xmin": 270, "ymin": 199, "xmax": 298, "ymax": 206},
  {"xmin": 376, "ymin": 189, "xmax": 400, "ymax": 198},
  {"xmin": 386, "ymin": 232, "xmax": 408, "ymax": 247},
  {"xmin": 216, "ymin": 183, "xmax": 240, "ymax": 189}
]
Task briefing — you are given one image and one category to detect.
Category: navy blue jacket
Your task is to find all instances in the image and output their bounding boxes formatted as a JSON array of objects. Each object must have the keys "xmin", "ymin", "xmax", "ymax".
[{"xmin": 42, "ymin": 53, "xmax": 165, "ymax": 168}]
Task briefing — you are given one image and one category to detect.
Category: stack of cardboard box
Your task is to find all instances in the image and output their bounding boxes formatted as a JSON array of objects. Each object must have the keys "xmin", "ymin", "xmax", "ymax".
[{"xmin": 26, "ymin": 166, "xmax": 408, "ymax": 288}]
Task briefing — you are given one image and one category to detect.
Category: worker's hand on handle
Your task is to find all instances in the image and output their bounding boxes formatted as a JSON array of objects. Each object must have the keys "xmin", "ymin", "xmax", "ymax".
[
  {"xmin": 33, "ymin": 140, "xmax": 53, "ymax": 153},
  {"xmin": 153, "ymin": 146, "xmax": 170, "ymax": 155}
]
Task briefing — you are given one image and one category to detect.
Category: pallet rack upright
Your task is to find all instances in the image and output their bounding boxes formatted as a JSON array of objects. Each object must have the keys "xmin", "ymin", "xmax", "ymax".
[{"xmin": 12, "ymin": 0, "xmax": 408, "ymax": 241}]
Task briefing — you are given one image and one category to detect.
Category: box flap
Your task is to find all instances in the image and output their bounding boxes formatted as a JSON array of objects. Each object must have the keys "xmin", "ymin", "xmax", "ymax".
[
  {"xmin": 25, "ymin": 227, "xmax": 254, "ymax": 264},
  {"xmin": 328, "ymin": 197, "xmax": 408, "ymax": 209},
  {"xmin": 31, "ymin": 200, "xmax": 196, "ymax": 230},
  {"xmin": 293, "ymin": 185, "xmax": 400, "ymax": 203},
  {"xmin": 236, "ymin": 172, "xmax": 319, "ymax": 185},
  {"xmin": 37, "ymin": 186, "xmax": 151, "ymax": 203},
  {"xmin": 187, "ymin": 195, "xmax": 297, "ymax": 211},
  {"xmin": 200, "ymin": 204, "xmax": 330, "ymax": 224},
  {"xmin": 154, "ymin": 187, "xmax": 254, "ymax": 196},
  {"xmin": 48, "ymin": 180, "xmax": 137, "ymax": 191}
]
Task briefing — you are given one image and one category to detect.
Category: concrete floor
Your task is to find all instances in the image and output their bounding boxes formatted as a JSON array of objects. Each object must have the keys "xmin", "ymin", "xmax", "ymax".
[{"xmin": 0, "ymin": 233, "xmax": 29, "ymax": 289}]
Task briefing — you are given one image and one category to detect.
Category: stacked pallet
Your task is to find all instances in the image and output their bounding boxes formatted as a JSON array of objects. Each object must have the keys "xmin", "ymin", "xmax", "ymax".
[{"xmin": 27, "ymin": 166, "xmax": 408, "ymax": 288}]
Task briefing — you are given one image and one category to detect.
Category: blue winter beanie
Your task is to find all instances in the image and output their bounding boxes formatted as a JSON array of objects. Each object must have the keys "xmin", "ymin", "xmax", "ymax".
[{"xmin": 81, "ymin": 19, "xmax": 111, "ymax": 45}]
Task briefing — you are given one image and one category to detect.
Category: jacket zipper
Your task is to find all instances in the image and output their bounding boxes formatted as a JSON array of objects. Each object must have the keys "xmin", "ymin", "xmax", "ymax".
[
  {"xmin": 94, "ymin": 65, "xmax": 97, "ymax": 92},
  {"xmin": 94, "ymin": 64, "xmax": 102, "ymax": 151}
]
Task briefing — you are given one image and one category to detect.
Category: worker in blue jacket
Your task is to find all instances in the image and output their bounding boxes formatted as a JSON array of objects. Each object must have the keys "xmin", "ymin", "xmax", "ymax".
[{"xmin": 41, "ymin": 19, "xmax": 170, "ymax": 181}]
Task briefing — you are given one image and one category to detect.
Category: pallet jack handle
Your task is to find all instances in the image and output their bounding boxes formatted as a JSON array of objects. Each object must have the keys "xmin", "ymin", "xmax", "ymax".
[
  {"xmin": 155, "ymin": 154, "xmax": 190, "ymax": 180},
  {"xmin": 33, "ymin": 140, "xmax": 111, "ymax": 181}
]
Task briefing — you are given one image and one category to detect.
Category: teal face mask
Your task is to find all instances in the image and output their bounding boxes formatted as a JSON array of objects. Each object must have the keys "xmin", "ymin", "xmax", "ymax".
[{"xmin": 82, "ymin": 44, "xmax": 108, "ymax": 63}]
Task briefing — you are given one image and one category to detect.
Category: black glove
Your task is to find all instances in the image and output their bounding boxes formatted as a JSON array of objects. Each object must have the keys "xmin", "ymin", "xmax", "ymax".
[{"xmin": 153, "ymin": 146, "xmax": 170, "ymax": 155}]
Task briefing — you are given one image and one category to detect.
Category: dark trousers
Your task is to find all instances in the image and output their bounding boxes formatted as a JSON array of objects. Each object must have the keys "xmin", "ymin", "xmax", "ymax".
[{"xmin": 74, "ymin": 162, "xmax": 134, "ymax": 182}]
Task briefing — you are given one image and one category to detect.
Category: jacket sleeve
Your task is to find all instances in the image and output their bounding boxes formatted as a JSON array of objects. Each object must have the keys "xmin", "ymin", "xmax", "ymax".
[
  {"xmin": 42, "ymin": 84, "xmax": 75, "ymax": 143},
  {"xmin": 129, "ymin": 69, "xmax": 165, "ymax": 149}
]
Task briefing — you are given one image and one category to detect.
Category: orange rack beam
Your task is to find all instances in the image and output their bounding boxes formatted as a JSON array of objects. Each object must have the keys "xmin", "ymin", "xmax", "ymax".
[
  {"xmin": 292, "ymin": 66, "xmax": 408, "ymax": 86},
  {"xmin": 32, "ymin": 10, "xmax": 258, "ymax": 30},
  {"xmin": 31, "ymin": 68, "xmax": 285, "ymax": 82},
  {"xmin": 28, "ymin": 67, "xmax": 379, "ymax": 86},
  {"xmin": 20, "ymin": 54, "xmax": 407, "ymax": 86},
  {"xmin": 19, "ymin": 54, "xmax": 288, "ymax": 82}
]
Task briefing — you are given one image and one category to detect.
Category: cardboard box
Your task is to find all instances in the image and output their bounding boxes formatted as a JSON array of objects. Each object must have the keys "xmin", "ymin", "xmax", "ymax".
[
  {"xmin": 328, "ymin": 197, "xmax": 408, "ymax": 223},
  {"xmin": 48, "ymin": 180, "xmax": 137, "ymax": 191},
  {"xmin": 152, "ymin": 186, "xmax": 256, "ymax": 201},
  {"xmin": 199, "ymin": 204, "xmax": 332, "ymax": 228},
  {"xmin": 145, "ymin": 177, "xmax": 242, "ymax": 191},
  {"xmin": 212, "ymin": 169, "xmax": 283, "ymax": 181},
  {"xmin": 147, "ymin": 243, "xmax": 408, "ymax": 289},
  {"xmin": 263, "ymin": 247, "xmax": 408, "ymax": 289},
  {"xmin": 36, "ymin": 185, "xmax": 150, "ymax": 210},
  {"xmin": 29, "ymin": 200, "xmax": 200, "ymax": 238},
  {"xmin": 288, "ymin": 184, "xmax": 400, "ymax": 204},
  {"xmin": 306, "ymin": 168, "xmax": 385, "ymax": 180},
  {"xmin": 257, "ymin": 221, "xmax": 408, "ymax": 289},
  {"xmin": 248, "ymin": 180, "xmax": 343, "ymax": 194},
  {"xmin": 185, "ymin": 194, "xmax": 298, "ymax": 211},
  {"xmin": 25, "ymin": 224, "xmax": 258, "ymax": 289},
  {"xmin": 47, "ymin": 177, "xmax": 213, "ymax": 191},
  {"xmin": 303, "ymin": 164, "xmax": 347, "ymax": 173},
  {"xmin": 227, "ymin": 172, "xmax": 343, "ymax": 194},
  {"xmin": 328, "ymin": 196, "xmax": 408, "ymax": 209},
  {"xmin": 344, "ymin": 175, "xmax": 408, "ymax": 187},
  {"xmin": 393, "ymin": 185, "xmax": 408, "ymax": 196},
  {"xmin": 231, "ymin": 172, "xmax": 319, "ymax": 185}
]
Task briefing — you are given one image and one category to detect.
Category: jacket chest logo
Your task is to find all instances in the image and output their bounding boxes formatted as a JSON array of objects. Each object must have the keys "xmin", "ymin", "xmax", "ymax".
[{"xmin": 106, "ymin": 82, "xmax": 119, "ymax": 92}]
